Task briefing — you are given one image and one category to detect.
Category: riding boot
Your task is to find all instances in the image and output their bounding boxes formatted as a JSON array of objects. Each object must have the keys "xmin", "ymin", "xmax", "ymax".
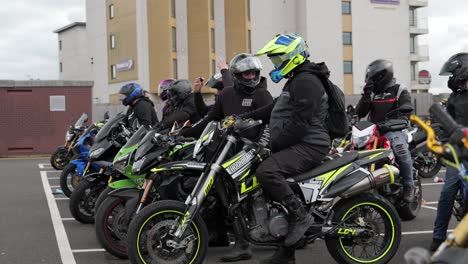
[
  {"xmin": 283, "ymin": 195, "xmax": 313, "ymax": 247},
  {"xmin": 259, "ymin": 246, "xmax": 295, "ymax": 264},
  {"xmin": 219, "ymin": 235, "xmax": 252, "ymax": 262}
]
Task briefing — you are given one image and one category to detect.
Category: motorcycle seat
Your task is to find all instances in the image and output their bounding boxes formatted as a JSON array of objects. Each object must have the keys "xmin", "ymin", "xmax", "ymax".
[{"xmin": 291, "ymin": 151, "xmax": 359, "ymax": 182}]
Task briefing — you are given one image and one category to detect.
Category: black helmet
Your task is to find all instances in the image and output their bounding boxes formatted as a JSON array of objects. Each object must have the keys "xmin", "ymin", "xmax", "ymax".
[
  {"xmin": 439, "ymin": 52, "xmax": 468, "ymax": 92},
  {"xmin": 119, "ymin": 83, "xmax": 144, "ymax": 106},
  {"xmin": 229, "ymin": 53, "xmax": 263, "ymax": 94},
  {"xmin": 206, "ymin": 72, "xmax": 224, "ymax": 91},
  {"xmin": 167, "ymin": 79, "xmax": 192, "ymax": 105},
  {"xmin": 365, "ymin": 59, "xmax": 394, "ymax": 94}
]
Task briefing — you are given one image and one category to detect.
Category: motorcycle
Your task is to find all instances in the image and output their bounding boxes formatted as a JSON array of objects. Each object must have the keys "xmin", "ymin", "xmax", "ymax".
[
  {"xmin": 127, "ymin": 117, "xmax": 402, "ymax": 264},
  {"xmin": 50, "ymin": 113, "xmax": 88, "ymax": 170},
  {"xmin": 59, "ymin": 120, "xmax": 105, "ymax": 197},
  {"xmin": 405, "ymin": 123, "xmax": 443, "ymax": 178},
  {"xmin": 69, "ymin": 112, "xmax": 130, "ymax": 223},
  {"xmin": 405, "ymin": 103, "xmax": 468, "ymax": 264},
  {"xmin": 94, "ymin": 122, "xmax": 213, "ymax": 259},
  {"xmin": 346, "ymin": 117, "xmax": 422, "ymax": 221}
]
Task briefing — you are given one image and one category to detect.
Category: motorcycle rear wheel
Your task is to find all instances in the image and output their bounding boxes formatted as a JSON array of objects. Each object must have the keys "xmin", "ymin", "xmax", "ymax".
[
  {"xmin": 417, "ymin": 151, "xmax": 442, "ymax": 178},
  {"xmin": 325, "ymin": 193, "xmax": 401, "ymax": 264}
]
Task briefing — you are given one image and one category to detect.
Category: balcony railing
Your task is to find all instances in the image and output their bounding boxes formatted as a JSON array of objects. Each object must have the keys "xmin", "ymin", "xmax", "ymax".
[
  {"xmin": 410, "ymin": 18, "xmax": 429, "ymax": 34},
  {"xmin": 410, "ymin": 45, "xmax": 429, "ymax": 62}
]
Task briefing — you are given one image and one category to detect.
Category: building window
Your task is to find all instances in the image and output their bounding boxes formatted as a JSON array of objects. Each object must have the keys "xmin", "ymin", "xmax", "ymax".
[
  {"xmin": 171, "ymin": 0, "xmax": 176, "ymax": 18},
  {"xmin": 210, "ymin": 0, "xmax": 214, "ymax": 20},
  {"xmin": 247, "ymin": 0, "xmax": 251, "ymax": 21},
  {"xmin": 173, "ymin": 59, "xmax": 178, "ymax": 79},
  {"xmin": 410, "ymin": 63, "xmax": 416, "ymax": 81},
  {"xmin": 59, "ymin": 40, "xmax": 62, "ymax": 50},
  {"xmin": 212, "ymin": 59, "xmax": 216, "ymax": 75},
  {"xmin": 110, "ymin": 34, "xmax": 116, "ymax": 49},
  {"xmin": 342, "ymin": 1, "xmax": 351, "ymax": 14},
  {"xmin": 60, "ymin": 62, "xmax": 63, "ymax": 73},
  {"xmin": 410, "ymin": 36, "xmax": 416, "ymax": 53},
  {"xmin": 344, "ymin": 61, "xmax": 353, "ymax": 74},
  {"xmin": 111, "ymin": 65, "xmax": 117, "ymax": 79},
  {"xmin": 409, "ymin": 8, "xmax": 416, "ymax": 26},
  {"xmin": 50, "ymin": 96, "xmax": 66, "ymax": 111},
  {"xmin": 343, "ymin": 32, "xmax": 352, "ymax": 45},
  {"xmin": 172, "ymin": 27, "xmax": 177, "ymax": 52},
  {"xmin": 109, "ymin": 4, "xmax": 115, "ymax": 19},
  {"xmin": 248, "ymin": 29, "xmax": 252, "ymax": 53},
  {"xmin": 211, "ymin": 28, "xmax": 215, "ymax": 53}
]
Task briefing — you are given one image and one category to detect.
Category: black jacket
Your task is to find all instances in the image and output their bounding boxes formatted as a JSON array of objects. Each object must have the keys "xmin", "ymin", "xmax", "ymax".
[
  {"xmin": 158, "ymin": 93, "xmax": 201, "ymax": 130},
  {"xmin": 447, "ymin": 89, "xmax": 468, "ymax": 126},
  {"xmin": 125, "ymin": 97, "xmax": 158, "ymax": 127},
  {"xmin": 194, "ymin": 69, "xmax": 234, "ymax": 117},
  {"xmin": 356, "ymin": 83, "xmax": 413, "ymax": 124},
  {"xmin": 181, "ymin": 77, "xmax": 273, "ymax": 137},
  {"xmin": 242, "ymin": 61, "xmax": 329, "ymax": 152}
]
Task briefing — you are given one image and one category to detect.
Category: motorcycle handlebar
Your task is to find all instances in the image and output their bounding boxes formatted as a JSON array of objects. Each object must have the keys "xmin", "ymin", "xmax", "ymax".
[{"xmin": 429, "ymin": 104, "xmax": 460, "ymax": 136}]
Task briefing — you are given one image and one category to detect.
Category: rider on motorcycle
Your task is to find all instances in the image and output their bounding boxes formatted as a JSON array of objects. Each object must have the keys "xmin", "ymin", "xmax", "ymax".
[
  {"xmin": 431, "ymin": 52, "xmax": 468, "ymax": 251},
  {"xmin": 240, "ymin": 34, "xmax": 331, "ymax": 264},
  {"xmin": 355, "ymin": 59, "xmax": 415, "ymax": 202},
  {"xmin": 119, "ymin": 83, "xmax": 159, "ymax": 127}
]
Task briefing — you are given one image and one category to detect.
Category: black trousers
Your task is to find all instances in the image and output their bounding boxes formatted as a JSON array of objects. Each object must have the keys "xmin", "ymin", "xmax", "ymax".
[{"xmin": 256, "ymin": 142, "xmax": 329, "ymax": 202}]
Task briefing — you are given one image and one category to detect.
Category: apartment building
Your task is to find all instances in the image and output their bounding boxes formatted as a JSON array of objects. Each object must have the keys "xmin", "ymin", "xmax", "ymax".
[{"xmin": 84, "ymin": 0, "xmax": 429, "ymax": 104}]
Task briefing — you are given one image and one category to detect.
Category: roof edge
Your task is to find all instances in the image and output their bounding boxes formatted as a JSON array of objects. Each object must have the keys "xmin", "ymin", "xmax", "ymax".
[{"xmin": 53, "ymin": 22, "xmax": 86, "ymax": 34}]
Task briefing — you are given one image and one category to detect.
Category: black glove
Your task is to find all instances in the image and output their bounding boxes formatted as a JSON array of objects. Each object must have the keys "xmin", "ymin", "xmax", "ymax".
[{"xmin": 363, "ymin": 82, "xmax": 373, "ymax": 97}]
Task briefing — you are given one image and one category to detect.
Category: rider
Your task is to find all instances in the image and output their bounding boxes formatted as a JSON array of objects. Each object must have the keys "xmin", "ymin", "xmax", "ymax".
[
  {"xmin": 193, "ymin": 59, "xmax": 233, "ymax": 117},
  {"xmin": 240, "ymin": 34, "xmax": 331, "ymax": 264},
  {"xmin": 180, "ymin": 53, "xmax": 273, "ymax": 262},
  {"xmin": 154, "ymin": 79, "xmax": 201, "ymax": 132},
  {"xmin": 118, "ymin": 82, "xmax": 159, "ymax": 127},
  {"xmin": 430, "ymin": 52, "xmax": 468, "ymax": 251},
  {"xmin": 355, "ymin": 59, "xmax": 415, "ymax": 202},
  {"xmin": 158, "ymin": 79, "xmax": 175, "ymax": 119}
]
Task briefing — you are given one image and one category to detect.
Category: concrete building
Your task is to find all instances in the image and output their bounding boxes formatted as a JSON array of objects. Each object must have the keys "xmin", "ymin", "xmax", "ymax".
[
  {"xmin": 54, "ymin": 22, "xmax": 92, "ymax": 81},
  {"xmin": 85, "ymin": 0, "xmax": 429, "ymax": 107}
]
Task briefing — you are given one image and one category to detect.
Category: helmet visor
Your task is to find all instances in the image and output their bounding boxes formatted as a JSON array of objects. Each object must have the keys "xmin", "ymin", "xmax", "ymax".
[
  {"xmin": 234, "ymin": 56, "xmax": 263, "ymax": 73},
  {"xmin": 439, "ymin": 60, "xmax": 459, "ymax": 76},
  {"xmin": 269, "ymin": 55, "xmax": 284, "ymax": 69}
]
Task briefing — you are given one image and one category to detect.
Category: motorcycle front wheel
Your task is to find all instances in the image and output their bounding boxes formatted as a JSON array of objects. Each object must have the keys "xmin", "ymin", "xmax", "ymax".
[
  {"xmin": 50, "ymin": 148, "xmax": 71, "ymax": 170},
  {"xmin": 127, "ymin": 200, "xmax": 208, "ymax": 264},
  {"xmin": 60, "ymin": 163, "xmax": 81, "ymax": 197},
  {"xmin": 69, "ymin": 180, "xmax": 106, "ymax": 224},
  {"xmin": 325, "ymin": 193, "xmax": 401, "ymax": 264}
]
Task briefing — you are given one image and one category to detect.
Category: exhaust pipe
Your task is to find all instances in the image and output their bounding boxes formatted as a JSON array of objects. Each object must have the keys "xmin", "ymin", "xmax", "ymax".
[{"xmin": 340, "ymin": 165, "xmax": 400, "ymax": 199}]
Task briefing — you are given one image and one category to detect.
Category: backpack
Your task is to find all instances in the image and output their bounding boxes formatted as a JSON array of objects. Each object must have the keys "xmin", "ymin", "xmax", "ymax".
[{"xmin": 318, "ymin": 77, "xmax": 349, "ymax": 139}]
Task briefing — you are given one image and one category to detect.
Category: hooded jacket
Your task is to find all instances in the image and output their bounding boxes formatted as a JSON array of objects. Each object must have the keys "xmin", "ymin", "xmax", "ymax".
[
  {"xmin": 125, "ymin": 96, "xmax": 158, "ymax": 128},
  {"xmin": 158, "ymin": 93, "xmax": 201, "ymax": 130},
  {"xmin": 447, "ymin": 89, "xmax": 468, "ymax": 126},
  {"xmin": 355, "ymin": 83, "xmax": 413, "ymax": 124},
  {"xmin": 181, "ymin": 77, "xmax": 273, "ymax": 137}
]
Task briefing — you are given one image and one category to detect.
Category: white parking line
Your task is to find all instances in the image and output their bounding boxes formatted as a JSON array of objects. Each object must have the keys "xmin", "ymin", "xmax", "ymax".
[
  {"xmin": 48, "ymin": 177, "xmax": 60, "ymax": 180},
  {"xmin": 55, "ymin": 198, "xmax": 69, "ymax": 200},
  {"xmin": 40, "ymin": 171, "xmax": 76, "ymax": 264},
  {"xmin": 72, "ymin": 249, "xmax": 106, "ymax": 253},
  {"xmin": 422, "ymin": 205, "xmax": 438, "ymax": 211},
  {"xmin": 422, "ymin": 183, "xmax": 443, "ymax": 186},
  {"xmin": 402, "ymin": 229, "xmax": 453, "ymax": 235},
  {"xmin": 425, "ymin": 201, "xmax": 438, "ymax": 205},
  {"xmin": 62, "ymin": 218, "xmax": 76, "ymax": 221},
  {"xmin": 39, "ymin": 163, "xmax": 53, "ymax": 169}
]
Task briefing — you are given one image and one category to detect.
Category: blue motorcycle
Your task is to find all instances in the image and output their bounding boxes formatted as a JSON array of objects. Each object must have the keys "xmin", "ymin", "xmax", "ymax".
[{"xmin": 59, "ymin": 120, "xmax": 106, "ymax": 197}]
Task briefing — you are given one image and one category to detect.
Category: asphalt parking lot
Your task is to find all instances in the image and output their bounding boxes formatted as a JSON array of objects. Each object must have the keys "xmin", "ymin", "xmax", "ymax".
[{"xmin": 0, "ymin": 158, "xmax": 459, "ymax": 264}]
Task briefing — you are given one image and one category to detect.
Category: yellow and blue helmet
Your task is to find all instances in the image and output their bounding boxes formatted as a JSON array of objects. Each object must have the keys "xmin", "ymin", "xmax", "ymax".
[{"xmin": 256, "ymin": 34, "xmax": 309, "ymax": 83}]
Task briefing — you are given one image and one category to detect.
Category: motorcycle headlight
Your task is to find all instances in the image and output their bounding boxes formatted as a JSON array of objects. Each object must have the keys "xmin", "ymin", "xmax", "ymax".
[
  {"xmin": 89, "ymin": 148, "xmax": 105, "ymax": 159},
  {"xmin": 113, "ymin": 153, "xmax": 130, "ymax": 173},
  {"xmin": 65, "ymin": 131, "xmax": 73, "ymax": 142},
  {"xmin": 132, "ymin": 157, "xmax": 146, "ymax": 174},
  {"xmin": 353, "ymin": 135, "xmax": 371, "ymax": 149}
]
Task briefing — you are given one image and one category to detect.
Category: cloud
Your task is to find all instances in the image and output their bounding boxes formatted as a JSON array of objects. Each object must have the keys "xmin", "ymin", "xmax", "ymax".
[{"xmin": 0, "ymin": 0, "xmax": 85, "ymax": 80}]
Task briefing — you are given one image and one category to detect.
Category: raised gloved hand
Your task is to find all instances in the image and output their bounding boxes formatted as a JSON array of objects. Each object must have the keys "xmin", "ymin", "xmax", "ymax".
[{"xmin": 363, "ymin": 82, "xmax": 373, "ymax": 97}]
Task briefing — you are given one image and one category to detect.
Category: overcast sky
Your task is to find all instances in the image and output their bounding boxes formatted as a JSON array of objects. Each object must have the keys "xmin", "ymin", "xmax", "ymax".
[{"xmin": 1, "ymin": 0, "xmax": 467, "ymax": 94}]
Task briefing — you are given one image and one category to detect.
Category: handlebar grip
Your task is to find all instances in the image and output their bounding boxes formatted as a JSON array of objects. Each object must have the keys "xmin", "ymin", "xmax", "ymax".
[{"xmin": 429, "ymin": 104, "xmax": 459, "ymax": 135}]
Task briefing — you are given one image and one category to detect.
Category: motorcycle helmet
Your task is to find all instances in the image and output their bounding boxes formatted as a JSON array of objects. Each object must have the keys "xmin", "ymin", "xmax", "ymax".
[
  {"xmin": 256, "ymin": 34, "xmax": 309, "ymax": 83},
  {"xmin": 365, "ymin": 59, "xmax": 394, "ymax": 94},
  {"xmin": 119, "ymin": 83, "xmax": 144, "ymax": 106},
  {"xmin": 439, "ymin": 52, "xmax": 468, "ymax": 92},
  {"xmin": 206, "ymin": 72, "xmax": 225, "ymax": 91},
  {"xmin": 167, "ymin": 79, "xmax": 192, "ymax": 105},
  {"xmin": 229, "ymin": 53, "xmax": 263, "ymax": 94},
  {"xmin": 158, "ymin": 79, "xmax": 175, "ymax": 101}
]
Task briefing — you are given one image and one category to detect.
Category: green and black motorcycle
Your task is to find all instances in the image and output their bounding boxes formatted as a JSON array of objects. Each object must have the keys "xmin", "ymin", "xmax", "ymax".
[{"xmin": 127, "ymin": 118, "xmax": 402, "ymax": 264}]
